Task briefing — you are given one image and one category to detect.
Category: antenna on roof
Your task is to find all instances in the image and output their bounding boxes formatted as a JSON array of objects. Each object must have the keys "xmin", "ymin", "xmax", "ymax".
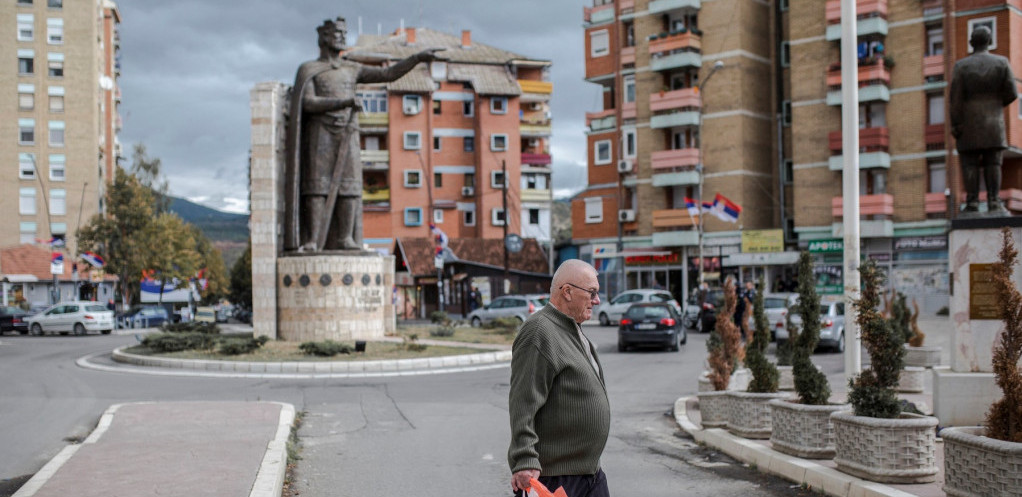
[
  {"xmin": 377, "ymin": 23, "xmax": 381, "ymax": 36},
  {"xmin": 357, "ymin": 16, "xmax": 362, "ymax": 36}
]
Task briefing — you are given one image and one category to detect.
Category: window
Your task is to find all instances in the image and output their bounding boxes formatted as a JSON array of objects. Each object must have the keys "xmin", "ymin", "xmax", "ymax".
[
  {"xmin": 525, "ymin": 173, "xmax": 538, "ymax": 190},
  {"xmin": 529, "ymin": 209, "xmax": 540, "ymax": 225},
  {"xmin": 19, "ymin": 153, "xmax": 36, "ymax": 179},
  {"xmin": 403, "ymin": 207, "xmax": 423, "ymax": 226},
  {"xmin": 490, "ymin": 97, "xmax": 507, "ymax": 114},
  {"xmin": 859, "ymin": 102, "xmax": 887, "ymax": 128},
  {"xmin": 780, "ymin": 0, "xmax": 788, "ymax": 11},
  {"xmin": 17, "ymin": 14, "xmax": 34, "ymax": 41},
  {"xmin": 50, "ymin": 188, "xmax": 66, "ymax": 216},
  {"xmin": 782, "ymin": 100, "xmax": 792, "ymax": 126},
  {"xmin": 783, "ymin": 159, "xmax": 793, "ymax": 185},
  {"xmin": 590, "ymin": 29, "xmax": 609, "ymax": 57},
  {"xmin": 48, "ymin": 121, "xmax": 65, "ymax": 146},
  {"xmin": 18, "ymin": 0, "xmax": 33, "ymax": 5},
  {"xmin": 584, "ymin": 197, "xmax": 604, "ymax": 223},
  {"xmin": 47, "ymin": 52, "xmax": 64, "ymax": 77},
  {"xmin": 623, "ymin": 75, "xmax": 636, "ymax": 104},
  {"xmin": 464, "ymin": 173, "xmax": 475, "ymax": 187},
  {"xmin": 859, "ymin": 169, "xmax": 887, "ymax": 195},
  {"xmin": 623, "ymin": 129, "xmax": 636, "ymax": 158},
  {"xmin": 463, "ymin": 209, "xmax": 475, "ymax": 226},
  {"xmin": 672, "ymin": 128, "xmax": 699, "ymax": 149},
  {"xmin": 463, "ymin": 100, "xmax": 474, "ymax": 117},
  {"xmin": 18, "ymin": 49, "xmax": 34, "ymax": 75},
  {"xmin": 433, "ymin": 100, "xmax": 442, "ymax": 115},
  {"xmin": 49, "ymin": 86, "xmax": 64, "ymax": 112},
  {"xmin": 403, "ymin": 170, "xmax": 422, "ymax": 187},
  {"xmin": 402, "ymin": 94, "xmax": 422, "ymax": 115},
  {"xmin": 624, "ymin": 22, "xmax": 635, "ymax": 47},
  {"xmin": 433, "ymin": 136, "xmax": 441, "ymax": 151},
  {"xmin": 357, "ymin": 90, "xmax": 387, "ymax": 113},
  {"xmin": 50, "ymin": 223, "xmax": 66, "ymax": 237},
  {"xmin": 19, "ymin": 222, "xmax": 37, "ymax": 245},
  {"xmin": 19, "ymin": 119, "xmax": 35, "ymax": 144},
  {"xmin": 491, "ymin": 171, "xmax": 506, "ymax": 189},
  {"xmin": 49, "ymin": 154, "xmax": 65, "ymax": 180},
  {"xmin": 967, "ymin": 17, "xmax": 996, "ymax": 52},
  {"xmin": 434, "ymin": 172, "xmax": 442, "ymax": 188},
  {"xmin": 926, "ymin": 25, "xmax": 944, "ymax": 56},
  {"xmin": 18, "ymin": 84, "xmax": 35, "ymax": 110},
  {"xmin": 48, "ymin": 0, "xmax": 62, "ymax": 8},
  {"xmin": 491, "ymin": 208, "xmax": 507, "ymax": 226},
  {"xmin": 46, "ymin": 18, "xmax": 63, "ymax": 44},
  {"xmin": 403, "ymin": 131, "xmax": 421, "ymax": 150},
  {"xmin": 927, "ymin": 94, "xmax": 945, "ymax": 125},
  {"xmin": 433, "ymin": 209, "xmax": 443, "ymax": 224},
  {"xmin": 928, "ymin": 161, "xmax": 946, "ymax": 193},
  {"xmin": 364, "ymin": 136, "xmax": 379, "ymax": 150},
  {"xmin": 490, "ymin": 134, "xmax": 508, "ymax": 151},
  {"xmin": 781, "ymin": 41, "xmax": 791, "ymax": 67},
  {"xmin": 19, "ymin": 188, "xmax": 36, "ymax": 215},
  {"xmin": 431, "ymin": 61, "xmax": 447, "ymax": 80},
  {"xmin": 463, "ymin": 136, "xmax": 475, "ymax": 152},
  {"xmin": 594, "ymin": 139, "xmax": 612, "ymax": 164}
]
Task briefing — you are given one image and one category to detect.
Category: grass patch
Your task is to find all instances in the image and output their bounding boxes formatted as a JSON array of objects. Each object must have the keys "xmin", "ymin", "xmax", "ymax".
[
  {"xmin": 395, "ymin": 324, "xmax": 516, "ymax": 345},
  {"xmin": 122, "ymin": 340, "xmax": 485, "ymax": 362}
]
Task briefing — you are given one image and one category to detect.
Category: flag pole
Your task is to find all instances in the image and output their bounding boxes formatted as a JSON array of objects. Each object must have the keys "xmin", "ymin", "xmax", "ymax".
[{"xmin": 841, "ymin": 0, "xmax": 862, "ymax": 378}]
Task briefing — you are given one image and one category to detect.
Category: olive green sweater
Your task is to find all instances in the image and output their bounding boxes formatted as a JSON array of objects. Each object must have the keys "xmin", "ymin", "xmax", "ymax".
[{"xmin": 508, "ymin": 304, "xmax": 611, "ymax": 476}]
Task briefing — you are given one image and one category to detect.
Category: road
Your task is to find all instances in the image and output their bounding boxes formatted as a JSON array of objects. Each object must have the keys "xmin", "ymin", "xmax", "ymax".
[{"xmin": 0, "ymin": 325, "xmax": 846, "ymax": 496}]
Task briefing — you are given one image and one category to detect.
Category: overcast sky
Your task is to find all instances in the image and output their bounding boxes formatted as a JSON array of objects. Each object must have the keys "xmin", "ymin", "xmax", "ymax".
[{"xmin": 117, "ymin": 0, "xmax": 599, "ymax": 214}]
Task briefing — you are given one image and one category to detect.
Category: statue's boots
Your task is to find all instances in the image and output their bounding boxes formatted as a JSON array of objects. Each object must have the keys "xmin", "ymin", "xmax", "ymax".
[
  {"xmin": 338, "ymin": 198, "xmax": 361, "ymax": 250},
  {"xmin": 988, "ymin": 198, "xmax": 1009, "ymax": 215}
]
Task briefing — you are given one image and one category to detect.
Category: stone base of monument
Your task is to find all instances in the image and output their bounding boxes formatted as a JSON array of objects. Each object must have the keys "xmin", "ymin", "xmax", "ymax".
[
  {"xmin": 933, "ymin": 367, "xmax": 999, "ymax": 426},
  {"xmin": 276, "ymin": 253, "xmax": 395, "ymax": 342}
]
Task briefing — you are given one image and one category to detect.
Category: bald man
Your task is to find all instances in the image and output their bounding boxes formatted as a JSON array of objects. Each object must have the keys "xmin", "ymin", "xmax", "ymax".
[{"xmin": 508, "ymin": 259, "xmax": 612, "ymax": 497}]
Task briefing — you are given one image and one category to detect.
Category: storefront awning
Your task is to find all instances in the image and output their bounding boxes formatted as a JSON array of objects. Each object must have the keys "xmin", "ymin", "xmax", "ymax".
[
  {"xmin": 723, "ymin": 251, "xmax": 800, "ymax": 267},
  {"xmin": 2, "ymin": 274, "xmax": 39, "ymax": 283}
]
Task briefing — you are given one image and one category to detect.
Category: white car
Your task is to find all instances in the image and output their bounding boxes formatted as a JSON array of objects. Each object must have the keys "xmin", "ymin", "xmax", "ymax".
[
  {"xmin": 763, "ymin": 293, "xmax": 798, "ymax": 340},
  {"xmin": 596, "ymin": 289, "xmax": 681, "ymax": 326},
  {"xmin": 27, "ymin": 301, "xmax": 115, "ymax": 336}
]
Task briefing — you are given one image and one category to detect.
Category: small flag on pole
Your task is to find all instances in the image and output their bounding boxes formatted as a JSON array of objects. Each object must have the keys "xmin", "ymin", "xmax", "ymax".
[
  {"xmin": 684, "ymin": 197, "xmax": 700, "ymax": 218},
  {"xmin": 81, "ymin": 251, "xmax": 105, "ymax": 268},
  {"xmin": 712, "ymin": 193, "xmax": 742, "ymax": 223}
]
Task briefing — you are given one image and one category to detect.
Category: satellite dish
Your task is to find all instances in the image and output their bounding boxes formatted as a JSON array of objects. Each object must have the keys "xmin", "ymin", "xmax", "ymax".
[
  {"xmin": 98, "ymin": 75, "xmax": 114, "ymax": 91},
  {"xmin": 505, "ymin": 234, "xmax": 524, "ymax": 253}
]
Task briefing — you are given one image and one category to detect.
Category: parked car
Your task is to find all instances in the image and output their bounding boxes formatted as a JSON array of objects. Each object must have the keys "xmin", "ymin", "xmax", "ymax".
[
  {"xmin": 777, "ymin": 299, "xmax": 847, "ymax": 353},
  {"xmin": 617, "ymin": 302, "xmax": 687, "ymax": 352},
  {"xmin": 596, "ymin": 289, "xmax": 681, "ymax": 326},
  {"xmin": 0, "ymin": 306, "xmax": 31, "ymax": 335},
  {"xmin": 698, "ymin": 289, "xmax": 726, "ymax": 333},
  {"xmin": 467, "ymin": 295, "xmax": 548, "ymax": 327},
  {"xmin": 119, "ymin": 306, "xmax": 171, "ymax": 329},
  {"xmin": 194, "ymin": 306, "xmax": 216, "ymax": 323},
  {"xmin": 215, "ymin": 305, "xmax": 232, "ymax": 323},
  {"xmin": 763, "ymin": 293, "xmax": 798, "ymax": 341},
  {"xmin": 26, "ymin": 301, "xmax": 115, "ymax": 336}
]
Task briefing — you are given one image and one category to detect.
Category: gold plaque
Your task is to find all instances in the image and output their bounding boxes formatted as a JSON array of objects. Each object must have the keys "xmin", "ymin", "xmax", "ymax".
[{"xmin": 969, "ymin": 263, "xmax": 1000, "ymax": 320}]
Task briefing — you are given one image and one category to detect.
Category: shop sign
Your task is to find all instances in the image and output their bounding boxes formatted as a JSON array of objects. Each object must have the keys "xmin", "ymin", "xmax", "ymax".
[
  {"xmin": 592, "ymin": 243, "xmax": 617, "ymax": 259},
  {"xmin": 741, "ymin": 229, "xmax": 784, "ymax": 253},
  {"xmin": 626, "ymin": 253, "xmax": 680, "ymax": 266},
  {"xmin": 894, "ymin": 236, "xmax": 947, "ymax": 251},
  {"xmin": 969, "ymin": 263, "xmax": 999, "ymax": 320},
  {"xmin": 807, "ymin": 239, "xmax": 843, "ymax": 253},
  {"xmin": 814, "ymin": 264, "xmax": 843, "ymax": 294},
  {"xmin": 867, "ymin": 253, "xmax": 891, "ymax": 263}
]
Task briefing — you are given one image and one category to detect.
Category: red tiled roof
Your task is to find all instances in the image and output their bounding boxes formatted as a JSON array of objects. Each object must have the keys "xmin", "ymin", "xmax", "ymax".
[
  {"xmin": 0, "ymin": 244, "xmax": 117, "ymax": 281},
  {"xmin": 396, "ymin": 238, "xmax": 550, "ymax": 277}
]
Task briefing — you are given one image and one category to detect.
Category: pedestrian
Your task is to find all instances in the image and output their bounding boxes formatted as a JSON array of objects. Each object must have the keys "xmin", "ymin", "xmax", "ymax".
[
  {"xmin": 509, "ymin": 259, "xmax": 611, "ymax": 497},
  {"xmin": 469, "ymin": 286, "xmax": 480, "ymax": 312}
]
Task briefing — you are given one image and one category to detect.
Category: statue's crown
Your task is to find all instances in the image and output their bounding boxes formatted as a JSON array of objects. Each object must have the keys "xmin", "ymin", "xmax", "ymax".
[{"xmin": 317, "ymin": 17, "xmax": 347, "ymax": 36}]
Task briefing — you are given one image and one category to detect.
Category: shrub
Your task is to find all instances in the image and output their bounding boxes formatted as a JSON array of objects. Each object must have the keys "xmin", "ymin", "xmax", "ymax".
[
  {"xmin": 746, "ymin": 276, "xmax": 779, "ymax": 393},
  {"xmin": 907, "ymin": 299, "xmax": 925, "ymax": 347},
  {"xmin": 430, "ymin": 325, "xmax": 455, "ymax": 337},
  {"xmin": 707, "ymin": 278, "xmax": 743, "ymax": 391},
  {"xmin": 218, "ymin": 336, "xmax": 269, "ymax": 356},
  {"xmin": 429, "ymin": 311, "xmax": 448, "ymax": 324},
  {"xmin": 487, "ymin": 317, "xmax": 521, "ymax": 335},
  {"xmin": 142, "ymin": 332, "xmax": 217, "ymax": 353},
  {"xmin": 887, "ymin": 292, "xmax": 912, "ymax": 345},
  {"xmin": 987, "ymin": 228, "xmax": 1022, "ymax": 443},
  {"xmin": 791, "ymin": 251, "xmax": 831, "ymax": 405},
  {"xmin": 161, "ymin": 321, "xmax": 220, "ymax": 334},
  {"xmin": 776, "ymin": 312, "xmax": 794, "ymax": 366},
  {"xmin": 299, "ymin": 340, "xmax": 353, "ymax": 357},
  {"xmin": 848, "ymin": 259, "xmax": 905, "ymax": 418}
]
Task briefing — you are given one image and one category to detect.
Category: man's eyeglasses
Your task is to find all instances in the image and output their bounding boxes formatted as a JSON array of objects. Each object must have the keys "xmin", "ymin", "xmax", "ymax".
[{"xmin": 562, "ymin": 282, "xmax": 599, "ymax": 301}]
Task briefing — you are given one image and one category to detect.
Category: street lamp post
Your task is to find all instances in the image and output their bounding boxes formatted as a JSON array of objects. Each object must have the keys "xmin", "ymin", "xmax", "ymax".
[
  {"xmin": 28, "ymin": 155, "xmax": 58, "ymax": 304},
  {"xmin": 696, "ymin": 60, "xmax": 724, "ymax": 288}
]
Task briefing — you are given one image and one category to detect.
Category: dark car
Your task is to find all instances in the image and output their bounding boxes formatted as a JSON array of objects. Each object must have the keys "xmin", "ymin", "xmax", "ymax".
[
  {"xmin": 617, "ymin": 303, "xmax": 687, "ymax": 352},
  {"xmin": 698, "ymin": 290, "xmax": 726, "ymax": 333},
  {"xmin": 0, "ymin": 306, "xmax": 31, "ymax": 335},
  {"xmin": 118, "ymin": 306, "xmax": 171, "ymax": 329}
]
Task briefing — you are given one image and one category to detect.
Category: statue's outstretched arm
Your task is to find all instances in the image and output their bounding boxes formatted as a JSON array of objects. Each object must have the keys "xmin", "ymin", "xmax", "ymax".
[{"xmin": 358, "ymin": 48, "xmax": 446, "ymax": 84}]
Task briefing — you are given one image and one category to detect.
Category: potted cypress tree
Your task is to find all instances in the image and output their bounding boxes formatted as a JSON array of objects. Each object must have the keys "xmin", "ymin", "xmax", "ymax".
[
  {"xmin": 901, "ymin": 294, "xmax": 942, "ymax": 368},
  {"xmin": 697, "ymin": 277, "xmax": 743, "ymax": 428},
  {"xmin": 888, "ymin": 293, "xmax": 929, "ymax": 392},
  {"xmin": 727, "ymin": 277, "xmax": 788, "ymax": 439},
  {"xmin": 942, "ymin": 228, "xmax": 1022, "ymax": 496},
  {"xmin": 775, "ymin": 313, "xmax": 794, "ymax": 391},
  {"xmin": 831, "ymin": 259, "xmax": 939, "ymax": 483},
  {"xmin": 769, "ymin": 251, "xmax": 847, "ymax": 458}
]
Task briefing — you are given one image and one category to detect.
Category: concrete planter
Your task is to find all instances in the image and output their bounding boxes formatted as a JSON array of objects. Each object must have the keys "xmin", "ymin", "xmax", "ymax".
[
  {"xmin": 776, "ymin": 365, "xmax": 794, "ymax": 391},
  {"xmin": 769, "ymin": 399, "xmax": 849, "ymax": 459},
  {"xmin": 903, "ymin": 344, "xmax": 941, "ymax": 368},
  {"xmin": 697, "ymin": 368, "xmax": 751, "ymax": 392},
  {"xmin": 725, "ymin": 391, "xmax": 790, "ymax": 439},
  {"xmin": 831, "ymin": 411, "xmax": 939, "ymax": 483},
  {"xmin": 896, "ymin": 366, "xmax": 926, "ymax": 393},
  {"xmin": 696, "ymin": 390, "xmax": 730, "ymax": 428},
  {"xmin": 942, "ymin": 426, "xmax": 1022, "ymax": 497}
]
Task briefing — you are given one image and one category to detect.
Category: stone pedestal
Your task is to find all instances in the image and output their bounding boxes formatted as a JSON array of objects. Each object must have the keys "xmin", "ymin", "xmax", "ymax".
[
  {"xmin": 277, "ymin": 253, "xmax": 394, "ymax": 341},
  {"xmin": 933, "ymin": 219, "xmax": 1022, "ymax": 426}
]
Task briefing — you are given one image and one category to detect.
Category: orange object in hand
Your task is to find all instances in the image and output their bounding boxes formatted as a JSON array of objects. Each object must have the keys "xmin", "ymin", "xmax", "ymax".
[{"xmin": 527, "ymin": 478, "xmax": 568, "ymax": 497}]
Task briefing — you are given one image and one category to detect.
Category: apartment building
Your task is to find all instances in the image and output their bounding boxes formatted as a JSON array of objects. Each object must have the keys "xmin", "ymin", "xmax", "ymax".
[
  {"xmin": 4, "ymin": 0, "xmax": 121, "ymax": 252},
  {"xmin": 345, "ymin": 28, "xmax": 554, "ymax": 253},
  {"xmin": 575, "ymin": 0, "xmax": 784, "ymax": 301},
  {"xmin": 786, "ymin": 0, "xmax": 1022, "ymax": 312}
]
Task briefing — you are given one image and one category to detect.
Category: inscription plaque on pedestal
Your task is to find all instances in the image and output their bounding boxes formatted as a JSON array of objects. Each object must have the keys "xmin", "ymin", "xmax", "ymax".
[{"xmin": 969, "ymin": 263, "xmax": 998, "ymax": 320}]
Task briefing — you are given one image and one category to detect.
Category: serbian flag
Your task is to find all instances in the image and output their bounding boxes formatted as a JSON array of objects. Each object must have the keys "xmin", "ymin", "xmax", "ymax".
[
  {"xmin": 429, "ymin": 223, "xmax": 449, "ymax": 250},
  {"xmin": 712, "ymin": 193, "xmax": 742, "ymax": 223},
  {"xmin": 81, "ymin": 251, "xmax": 105, "ymax": 268},
  {"xmin": 51, "ymin": 252, "xmax": 64, "ymax": 264},
  {"xmin": 684, "ymin": 197, "xmax": 700, "ymax": 217}
]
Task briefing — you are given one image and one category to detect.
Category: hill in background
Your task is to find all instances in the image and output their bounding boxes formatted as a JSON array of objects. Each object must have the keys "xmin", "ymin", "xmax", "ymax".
[{"xmin": 169, "ymin": 197, "xmax": 249, "ymax": 268}]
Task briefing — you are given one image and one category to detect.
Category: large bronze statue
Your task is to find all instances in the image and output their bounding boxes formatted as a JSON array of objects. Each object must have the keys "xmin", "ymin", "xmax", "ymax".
[
  {"xmin": 284, "ymin": 18, "xmax": 442, "ymax": 251},
  {"xmin": 949, "ymin": 26, "xmax": 1018, "ymax": 215}
]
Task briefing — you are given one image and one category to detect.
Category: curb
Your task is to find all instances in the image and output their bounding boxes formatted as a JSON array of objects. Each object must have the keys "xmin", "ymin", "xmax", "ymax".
[
  {"xmin": 672, "ymin": 396, "xmax": 920, "ymax": 497},
  {"xmin": 250, "ymin": 402, "xmax": 296, "ymax": 497}
]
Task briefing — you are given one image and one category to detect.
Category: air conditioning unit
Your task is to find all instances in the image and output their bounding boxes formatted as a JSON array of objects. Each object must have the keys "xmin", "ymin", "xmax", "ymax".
[
  {"xmin": 618, "ymin": 209, "xmax": 636, "ymax": 222},
  {"xmin": 617, "ymin": 160, "xmax": 633, "ymax": 174},
  {"xmin": 530, "ymin": 102, "xmax": 543, "ymax": 111},
  {"xmin": 461, "ymin": 186, "xmax": 475, "ymax": 197},
  {"xmin": 403, "ymin": 103, "xmax": 418, "ymax": 115}
]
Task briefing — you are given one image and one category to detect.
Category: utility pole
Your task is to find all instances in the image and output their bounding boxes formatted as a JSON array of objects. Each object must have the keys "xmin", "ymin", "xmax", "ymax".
[
  {"xmin": 840, "ymin": 0, "xmax": 862, "ymax": 377},
  {"xmin": 696, "ymin": 61, "xmax": 724, "ymax": 287},
  {"xmin": 502, "ymin": 159, "xmax": 509, "ymax": 295},
  {"xmin": 29, "ymin": 155, "xmax": 58, "ymax": 304}
]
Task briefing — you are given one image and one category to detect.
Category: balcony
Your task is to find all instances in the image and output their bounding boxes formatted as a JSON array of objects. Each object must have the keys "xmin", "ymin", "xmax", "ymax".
[
  {"xmin": 358, "ymin": 112, "xmax": 388, "ymax": 128},
  {"xmin": 825, "ymin": 16, "xmax": 888, "ymax": 40},
  {"xmin": 362, "ymin": 186, "xmax": 390, "ymax": 204},
  {"xmin": 521, "ymin": 188, "xmax": 553, "ymax": 203},
  {"xmin": 923, "ymin": 54, "xmax": 944, "ymax": 79},
  {"xmin": 621, "ymin": 46, "xmax": 636, "ymax": 66},
  {"xmin": 826, "ymin": 61, "xmax": 890, "ymax": 88},
  {"xmin": 521, "ymin": 123, "xmax": 553, "ymax": 137},
  {"xmin": 521, "ymin": 109, "xmax": 550, "ymax": 125},
  {"xmin": 584, "ymin": 3, "xmax": 615, "ymax": 25},
  {"xmin": 651, "ymin": 215, "xmax": 700, "ymax": 246},
  {"xmin": 925, "ymin": 192, "xmax": 947, "ymax": 214},
  {"xmin": 828, "ymin": 127, "xmax": 889, "ymax": 153},
  {"xmin": 650, "ymin": 87, "xmax": 701, "ymax": 112},
  {"xmin": 518, "ymin": 80, "xmax": 553, "ymax": 95},
  {"xmin": 651, "ymin": 50, "xmax": 701, "ymax": 72},
  {"xmin": 828, "ymin": 152, "xmax": 891, "ymax": 170},
  {"xmin": 648, "ymin": 31, "xmax": 702, "ymax": 57},
  {"xmin": 649, "ymin": 0, "xmax": 701, "ymax": 14},
  {"xmin": 651, "ymin": 148, "xmax": 699, "ymax": 170},
  {"xmin": 360, "ymin": 150, "xmax": 389, "ymax": 170},
  {"xmin": 825, "ymin": 0, "xmax": 887, "ymax": 25},
  {"xmin": 925, "ymin": 124, "xmax": 945, "ymax": 149},
  {"xmin": 651, "ymin": 111, "xmax": 699, "ymax": 129},
  {"xmin": 521, "ymin": 152, "xmax": 552, "ymax": 165},
  {"xmin": 653, "ymin": 209, "xmax": 700, "ymax": 228},
  {"xmin": 587, "ymin": 109, "xmax": 616, "ymax": 132},
  {"xmin": 652, "ymin": 169, "xmax": 700, "ymax": 187},
  {"xmin": 831, "ymin": 194, "xmax": 894, "ymax": 217}
]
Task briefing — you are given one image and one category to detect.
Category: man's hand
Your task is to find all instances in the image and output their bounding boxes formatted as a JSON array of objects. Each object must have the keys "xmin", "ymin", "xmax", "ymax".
[
  {"xmin": 511, "ymin": 469, "xmax": 541, "ymax": 493},
  {"xmin": 338, "ymin": 98, "xmax": 363, "ymax": 113},
  {"xmin": 416, "ymin": 47, "xmax": 447, "ymax": 64}
]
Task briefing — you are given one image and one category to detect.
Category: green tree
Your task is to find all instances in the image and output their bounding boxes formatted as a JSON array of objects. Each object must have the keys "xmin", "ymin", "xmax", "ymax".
[
  {"xmin": 77, "ymin": 168, "xmax": 155, "ymax": 308},
  {"xmin": 849, "ymin": 259, "xmax": 904, "ymax": 418},
  {"xmin": 130, "ymin": 144, "xmax": 170, "ymax": 214},
  {"xmin": 229, "ymin": 241, "xmax": 252, "ymax": 308},
  {"xmin": 189, "ymin": 225, "xmax": 229, "ymax": 304},
  {"xmin": 746, "ymin": 276, "xmax": 779, "ymax": 393},
  {"xmin": 144, "ymin": 213, "xmax": 199, "ymax": 304},
  {"xmin": 792, "ymin": 251, "xmax": 831, "ymax": 405}
]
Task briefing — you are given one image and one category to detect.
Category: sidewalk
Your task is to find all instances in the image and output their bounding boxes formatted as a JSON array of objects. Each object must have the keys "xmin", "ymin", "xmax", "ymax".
[{"xmin": 13, "ymin": 401, "xmax": 295, "ymax": 497}]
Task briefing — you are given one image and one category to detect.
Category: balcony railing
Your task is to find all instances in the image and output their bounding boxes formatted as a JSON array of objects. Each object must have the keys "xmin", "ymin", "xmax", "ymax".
[
  {"xmin": 828, "ymin": 127, "xmax": 889, "ymax": 153},
  {"xmin": 584, "ymin": 3, "xmax": 615, "ymax": 24},
  {"xmin": 586, "ymin": 109, "xmax": 616, "ymax": 132},
  {"xmin": 831, "ymin": 194, "xmax": 894, "ymax": 217},
  {"xmin": 521, "ymin": 109, "xmax": 550, "ymax": 125},
  {"xmin": 653, "ymin": 209, "xmax": 699, "ymax": 228},
  {"xmin": 924, "ymin": 192, "xmax": 947, "ymax": 214},
  {"xmin": 521, "ymin": 123, "xmax": 553, "ymax": 137},
  {"xmin": 651, "ymin": 148, "xmax": 700, "ymax": 170},
  {"xmin": 923, "ymin": 54, "xmax": 944, "ymax": 79},
  {"xmin": 518, "ymin": 80, "xmax": 553, "ymax": 95},
  {"xmin": 621, "ymin": 46, "xmax": 636, "ymax": 66},
  {"xmin": 360, "ymin": 149, "xmax": 390, "ymax": 167},
  {"xmin": 649, "ymin": 0, "xmax": 701, "ymax": 14},
  {"xmin": 925, "ymin": 123, "xmax": 945, "ymax": 149},
  {"xmin": 358, "ymin": 112, "xmax": 388, "ymax": 127},
  {"xmin": 826, "ymin": 61, "xmax": 890, "ymax": 88},
  {"xmin": 648, "ymin": 31, "xmax": 701, "ymax": 56},
  {"xmin": 521, "ymin": 152, "xmax": 552, "ymax": 165},
  {"xmin": 622, "ymin": 101, "xmax": 636, "ymax": 120},
  {"xmin": 825, "ymin": 0, "xmax": 887, "ymax": 24},
  {"xmin": 521, "ymin": 189, "xmax": 553, "ymax": 203},
  {"xmin": 650, "ymin": 87, "xmax": 701, "ymax": 112},
  {"xmin": 362, "ymin": 187, "xmax": 390, "ymax": 203}
]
